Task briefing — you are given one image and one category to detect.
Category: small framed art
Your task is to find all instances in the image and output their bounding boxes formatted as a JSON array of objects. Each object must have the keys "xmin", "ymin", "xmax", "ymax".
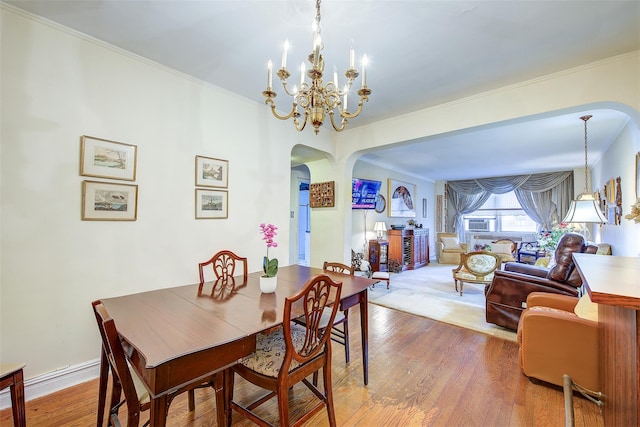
[
  {"xmin": 80, "ymin": 135, "xmax": 137, "ymax": 181},
  {"xmin": 82, "ymin": 180, "xmax": 138, "ymax": 221},
  {"xmin": 388, "ymin": 178, "xmax": 416, "ymax": 218},
  {"xmin": 195, "ymin": 189, "xmax": 228, "ymax": 219},
  {"xmin": 636, "ymin": 151, "xmax": 640, "ymax": 199},
  {"xmin": 309, "ymin": 181, "xmax": 335, "ymax": 208},
  {"xmin": 195, "ymin": 156, "xmax": 228, "ymax": 188}
]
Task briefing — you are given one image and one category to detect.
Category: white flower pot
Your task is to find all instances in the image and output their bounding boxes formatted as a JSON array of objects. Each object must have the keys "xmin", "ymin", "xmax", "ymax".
[{"xmin": 260, "ymin": 275, "xmax": 277, "ymax": 293}]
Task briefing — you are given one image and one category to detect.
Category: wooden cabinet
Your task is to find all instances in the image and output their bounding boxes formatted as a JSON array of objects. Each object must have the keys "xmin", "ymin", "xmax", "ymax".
[
  {"xmin": 574, "ymin": 254, "xmax": 640, "ymax": 426},
  {"xmin": 388, "ymin": 228, "xmax": 429, "ymax": 271},
  {"xmin": 368, "ymin": 240, "xmax": 388, "ymax": 272}
]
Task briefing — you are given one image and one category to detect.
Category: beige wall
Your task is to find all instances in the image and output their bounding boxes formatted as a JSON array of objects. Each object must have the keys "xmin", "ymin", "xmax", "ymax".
[
  {"xmin": 592, "ymin": 121, "xmax": 640, "ymax": 254},
  {"xmin": 1, "ymin": 6, "xmax": 327, "ymax": 389}
]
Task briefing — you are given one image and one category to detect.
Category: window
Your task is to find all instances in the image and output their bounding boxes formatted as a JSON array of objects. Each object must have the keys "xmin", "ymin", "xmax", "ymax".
[{"xmin": 463, "ymin": 192, "xmax": 537, "ymax": 233}]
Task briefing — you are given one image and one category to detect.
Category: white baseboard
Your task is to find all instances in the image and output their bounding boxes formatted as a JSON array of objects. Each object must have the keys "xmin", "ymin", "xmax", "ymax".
[{"xmin": 0, "ymin": 359, "xmax": 100, "ymax": 410}]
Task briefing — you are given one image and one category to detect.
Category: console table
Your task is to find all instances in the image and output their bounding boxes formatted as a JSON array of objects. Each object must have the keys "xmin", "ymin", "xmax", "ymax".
[
  {"xmin": 573, "ymin": 253, "xmax": 640, "ymax": 426},
  {"xmin": 388, "ymin": 228, "xmax": 429, "ymax": 271}
]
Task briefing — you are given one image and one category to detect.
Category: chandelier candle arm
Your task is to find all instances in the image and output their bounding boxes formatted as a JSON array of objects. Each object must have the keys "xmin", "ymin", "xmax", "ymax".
[{"xmin": 262, "ymin": 0, "xmax": 371, "ymax": 134}]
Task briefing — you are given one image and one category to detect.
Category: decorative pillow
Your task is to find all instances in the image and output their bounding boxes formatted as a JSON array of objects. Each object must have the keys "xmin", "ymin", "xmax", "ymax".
[
  {"xmin": 441, "ymin": 237, "xmax": 461, "ymax": 250},
  {"xmin": 491, "ymin": 243, "xmax": 512, "ymax": 254},
  {"xmin": 574, "ymin": 293, "xmax": 598, "ymax": 322}
]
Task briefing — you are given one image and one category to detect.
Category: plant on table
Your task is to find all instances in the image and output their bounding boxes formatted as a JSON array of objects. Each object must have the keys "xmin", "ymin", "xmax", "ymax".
[
  {"xmin": 259, "ymin": 223, "xmax": 278, "ymax": 277},
  {"xmin": 537, "ymin": 222, "xmax": 576, "ymax": 252}
]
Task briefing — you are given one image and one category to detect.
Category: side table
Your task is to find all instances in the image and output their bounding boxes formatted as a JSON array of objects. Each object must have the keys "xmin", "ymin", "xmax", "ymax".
[{"xmin": 0, "ymin": 363, "xmax": 27, "ymax": 427}]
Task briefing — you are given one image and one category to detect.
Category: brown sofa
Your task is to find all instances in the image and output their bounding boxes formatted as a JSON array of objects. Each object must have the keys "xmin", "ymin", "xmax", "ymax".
[
  {"xmin": 484, "ymin": 233, "xmax": 597, "ymax": 330},
  {"xmin": 517, "ymin": 292, "xmax": 599, "ymax": 391}
]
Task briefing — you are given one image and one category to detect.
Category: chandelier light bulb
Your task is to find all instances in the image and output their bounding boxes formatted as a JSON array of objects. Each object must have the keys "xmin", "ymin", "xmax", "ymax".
[{"xmin": 281, "ymin": 39, "xmax": 289, "ymax": 69}]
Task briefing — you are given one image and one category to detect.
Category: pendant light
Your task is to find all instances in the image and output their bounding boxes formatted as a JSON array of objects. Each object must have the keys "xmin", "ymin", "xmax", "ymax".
[{"xmin": 562, "ymin": 115, "xmax": 608, "ymax": 224}]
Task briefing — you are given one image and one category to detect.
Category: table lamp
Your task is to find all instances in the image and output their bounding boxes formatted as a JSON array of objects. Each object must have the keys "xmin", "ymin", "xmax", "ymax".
[{"xmin": 373, "ymin": 221, "xmax": 387, "ymax": 240}]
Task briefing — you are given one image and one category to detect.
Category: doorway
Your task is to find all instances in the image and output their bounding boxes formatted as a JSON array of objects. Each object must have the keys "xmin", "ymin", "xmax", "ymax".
[{"xmin": 298, "ymin": 180, "xmax": 310, "ymax": 266}]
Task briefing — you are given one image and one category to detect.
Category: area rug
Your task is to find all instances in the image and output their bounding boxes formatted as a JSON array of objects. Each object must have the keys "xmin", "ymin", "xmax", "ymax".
[{"xmin": 368, "ymin": 263, "xmax": 517, "ymax": 342}]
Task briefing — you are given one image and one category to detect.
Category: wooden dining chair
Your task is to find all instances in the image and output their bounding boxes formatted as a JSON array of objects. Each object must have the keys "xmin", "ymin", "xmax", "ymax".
[
  {"xmin": 198, "ymin": 250, "xmax": 248, "ymax": 295},
  {"xmin": 92, "ymin": 301, "xmax": 217, "ymax": 426},
  {"xmin": 322, "ymin": 261, "xmax": 355, "ymax": 363},
  {"xmin": 226, "ymin": 273, "xmax": 342, "ymax": 427}
]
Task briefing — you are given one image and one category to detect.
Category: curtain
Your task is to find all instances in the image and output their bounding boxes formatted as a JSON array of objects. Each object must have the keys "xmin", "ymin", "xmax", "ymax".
[
  {"xmin": 515, "ymin": 189, "xmax": 555, "ymax": 230},
  {"xmin": 447, "ymin": 171, "xmax": 573, "ymax": 237},
  {"xmin": 447, "ymin": 190, "xmax": 491, "ymax": 240}
]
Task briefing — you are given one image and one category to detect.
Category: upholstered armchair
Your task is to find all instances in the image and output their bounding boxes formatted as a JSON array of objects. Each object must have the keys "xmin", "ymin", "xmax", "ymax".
[
  {"xmin": 517, "ymin": 292, "xmax": 599, "ymax": 391},
  {"xmin": 436, "ymin": 232, "xmax": 469, "ymax": 264},
  {"xmin": 485, "ymin": 233, "xmax": 598, "ymax": 330},
  {"xmin": 491, "ymin": 239, "xmax": 517, "ymax": 263}
]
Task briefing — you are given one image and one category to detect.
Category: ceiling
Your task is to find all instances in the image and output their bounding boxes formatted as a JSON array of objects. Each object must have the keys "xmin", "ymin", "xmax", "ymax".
[{"xmin": 4, "ymin": 0, "xmax": 640, "ymax": 181}]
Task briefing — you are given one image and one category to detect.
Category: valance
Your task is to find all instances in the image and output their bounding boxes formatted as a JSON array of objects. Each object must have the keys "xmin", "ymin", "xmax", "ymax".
[{"xmin": 447, "ymin": 171, "xmax": 572, "ymax": 195}]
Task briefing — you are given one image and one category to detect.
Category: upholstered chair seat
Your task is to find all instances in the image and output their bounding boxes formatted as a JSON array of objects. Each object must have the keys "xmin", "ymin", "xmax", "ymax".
[{"xmin": 239, "ymin": 325, "xmax": 308, "ymax": 376}]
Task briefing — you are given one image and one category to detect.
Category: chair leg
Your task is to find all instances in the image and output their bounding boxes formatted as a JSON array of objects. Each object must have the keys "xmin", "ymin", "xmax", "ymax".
[
  {"xmin": 322, "ymin": 362, "xmax": 337, "ymax": 427},
  {"xmin": 187, "ymin": 389, "xmax": 195, "ymax": 412},
  {"xmin": 108, "ymin": 381, "xmax": 123, "ymax": 421},
  {"xmin": 97, "ymin": 351, "xmax": 109, "ymax": 427},
  {"xmin": 277, "ymin": 383, "xmax": 291, "ymax": 427},
  {"xmin": 342, "ymin": 310, "xmax": 350, "ymax": 364}
]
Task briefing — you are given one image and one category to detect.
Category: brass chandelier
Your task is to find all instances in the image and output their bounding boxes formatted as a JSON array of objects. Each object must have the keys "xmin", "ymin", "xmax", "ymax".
[{"xmin": 263, "ymin": 0, "xmax": 371, "ymax": 135}]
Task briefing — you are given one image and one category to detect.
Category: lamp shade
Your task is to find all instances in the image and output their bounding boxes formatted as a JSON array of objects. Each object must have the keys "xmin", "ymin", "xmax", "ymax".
[
  {"xmin": 373, "ymin": 221, "xmax": 387, "ymax": 240},
  {"xmin": 373, "ymin": 221, "xmax": 387, "ymax": 232},
  {"xmin": 562, "ymin": 193, "xmax": 607, "ymax": 224}
]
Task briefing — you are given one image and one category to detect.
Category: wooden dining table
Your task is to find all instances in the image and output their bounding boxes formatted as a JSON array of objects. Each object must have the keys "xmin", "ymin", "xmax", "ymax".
[{"xmin": 99, "ymin": 264, "xmax": 376, "ymax": 426}]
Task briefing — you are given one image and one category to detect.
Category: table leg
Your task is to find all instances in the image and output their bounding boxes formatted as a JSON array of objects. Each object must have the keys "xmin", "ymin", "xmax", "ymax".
[
  {"xmin": 214, "ymin": 371, "xmax": 226, "ymax": 427},
  {"xmin": 359, "ymin": 289, "xmax": 369, "ymax": 386},
  {"xmin": 149, "ymin": 395, "xmax": 168, "ymax": 427},
  {"xmin": 10, "ymin": 369, "xmax": 26, "ymax": 427}
]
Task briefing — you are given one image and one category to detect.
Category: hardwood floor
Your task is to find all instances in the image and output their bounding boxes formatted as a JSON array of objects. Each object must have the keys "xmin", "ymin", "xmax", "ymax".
[{"xmin": 0, "ymin": 304, "xmax": 603, "ymax": 426}]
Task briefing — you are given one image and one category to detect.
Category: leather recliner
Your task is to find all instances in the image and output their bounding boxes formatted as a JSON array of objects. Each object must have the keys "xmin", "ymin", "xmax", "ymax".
[
  {"xmin": 517, "ymin": 292, "xmax": 599, "ymax": 391},
  {"xmin": 484, "ymin": 233, "xmax": 597, "ymax": 330}
]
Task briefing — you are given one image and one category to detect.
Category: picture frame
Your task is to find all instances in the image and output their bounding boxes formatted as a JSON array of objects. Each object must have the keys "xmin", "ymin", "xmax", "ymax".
[
  {"xmin": 388, "ymin": 179, "xmax": 416, "ymax": 218},
  {"xmin": 309, "ymin": 181, "xmax": 335, "ymax": 208},
  {"xmin": 374, "ymin": 194, "xmax": 386, "ymax": 213},
  {"xmin": 422, "ymin": 198, "xmax": 427, "ymax": 218},
  {"xmin": 195, "ymin": 155, "xmax": 228, "ymax": 188},
  {"xmin": 80, "ymin": 135, "xmax": 137, "ymax": 181},
  {"xmin": 81, "ymin": 180, "xmax": 138, "ymax": 221},
  {"xmin": 195, "ymin": 189, "xmax": 228, "ymax": 219},
  {"xmin": 636, "ymin": 151, "xmax": 640, "ymax": 199}
]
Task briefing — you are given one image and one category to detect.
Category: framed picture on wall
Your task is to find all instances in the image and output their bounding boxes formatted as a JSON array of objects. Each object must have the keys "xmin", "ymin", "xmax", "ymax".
[
  {"xmin": 81, "ymin": 180, "xmax": 138, "ymax": 221},
  {"xmin": 80, "ymin": 136, "xmax": 137, "ymax": 181},
  {"xmin": 195, "ymin": 155, "xmax": 228, "ymax": 188},
  {"xmin": 195, "ymin": 189, "xmax": 228, "ymax": 219},
  {"xmin": 388, "ymin": 179, "xmax": 416, "ymax": 218},
  {"xmin": 636, "ymin": 151, "xmax": 640, "ymax": 199}
]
